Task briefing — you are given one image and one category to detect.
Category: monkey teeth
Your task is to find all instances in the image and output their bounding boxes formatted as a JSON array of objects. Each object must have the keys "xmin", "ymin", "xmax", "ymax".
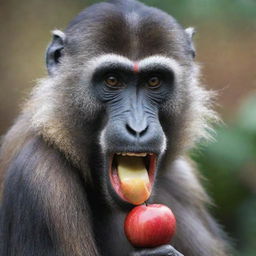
[{"xmin": 116, "ymin": 152, "xmax": 151, "ymax": 157}]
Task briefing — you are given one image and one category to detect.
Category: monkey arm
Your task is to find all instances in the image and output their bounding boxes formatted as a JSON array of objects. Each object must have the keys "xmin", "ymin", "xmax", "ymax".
[
  {"xmin": 130, "ymin": 245, "xmax": 184, "ymax": 256},
  {"xmin": 0, "ymin": 136, "xmax": 99, "ymax": 256}
]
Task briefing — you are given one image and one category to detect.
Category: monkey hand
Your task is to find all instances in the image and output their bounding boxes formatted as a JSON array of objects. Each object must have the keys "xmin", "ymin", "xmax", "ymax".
[{"xmin": 130, "ymin": 245, "xmax": 184, "ymax": 256}]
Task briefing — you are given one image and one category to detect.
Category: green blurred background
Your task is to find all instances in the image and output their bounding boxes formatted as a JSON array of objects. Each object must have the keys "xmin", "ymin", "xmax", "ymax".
[{"xmin": 0, "ymin": 0, "xmax": 255, "ymax": 255}]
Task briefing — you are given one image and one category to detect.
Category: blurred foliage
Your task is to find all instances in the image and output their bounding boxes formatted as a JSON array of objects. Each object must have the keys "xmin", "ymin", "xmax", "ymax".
[{"xmin": 192, "ymin": 94, "xmax": 256, "ymax": 256}]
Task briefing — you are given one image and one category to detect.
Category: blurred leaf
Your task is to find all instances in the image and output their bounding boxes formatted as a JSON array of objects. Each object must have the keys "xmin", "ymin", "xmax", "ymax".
[
  {"xmin": 237, "ymin": 94, "xmax": 256, "ymax": 134},
  {"xmin": 235, "ymin": 196, "xmax": 256, "ymax": 256},
  {"xmin": 202, "ymin": 127, "xmax": 255, "ymax": 170}
]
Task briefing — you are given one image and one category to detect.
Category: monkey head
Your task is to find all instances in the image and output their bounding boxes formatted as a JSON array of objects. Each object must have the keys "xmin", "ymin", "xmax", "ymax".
[{"xmin": 30, "ymin": 0, "xmax": 215, "ymax": 207}]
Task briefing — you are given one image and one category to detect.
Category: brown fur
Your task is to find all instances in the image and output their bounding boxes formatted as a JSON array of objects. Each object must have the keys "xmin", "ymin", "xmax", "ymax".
[{"xmin": 28, "ymin": 137, "xmax": 98, "ymax": 256}]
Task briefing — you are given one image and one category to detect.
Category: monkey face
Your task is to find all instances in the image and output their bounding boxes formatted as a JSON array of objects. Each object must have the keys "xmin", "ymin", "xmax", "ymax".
[{"xmin": 91, "ymin": 55, "xmax": 176, "ymax": 205}]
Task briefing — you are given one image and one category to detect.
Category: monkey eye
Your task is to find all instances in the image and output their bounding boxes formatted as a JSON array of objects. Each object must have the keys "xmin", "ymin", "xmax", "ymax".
[
  {"xmin": 104, "ymin": 75, "xmax": 123, "ymax": 89},
  {"xmin": 147, "ymin": 76, "xmax": 161, "ymax": 88}
]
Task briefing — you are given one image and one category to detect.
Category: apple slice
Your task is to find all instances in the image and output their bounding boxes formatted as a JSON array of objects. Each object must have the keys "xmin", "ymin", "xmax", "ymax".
[{"xmin": 117, "ymin": 156, "xmax": 151, "ymax": 205}]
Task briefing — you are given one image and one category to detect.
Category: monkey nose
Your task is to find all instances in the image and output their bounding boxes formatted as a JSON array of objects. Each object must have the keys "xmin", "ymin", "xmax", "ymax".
[{"xmin": 125, "ymin": 120, "xmax": 149, "ymax": 138}]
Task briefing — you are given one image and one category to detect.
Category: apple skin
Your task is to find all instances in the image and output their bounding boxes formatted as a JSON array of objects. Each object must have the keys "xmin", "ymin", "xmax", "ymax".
[{"xmin": 124, "ymin": 204, "xmax": 176, "ymax": 248}]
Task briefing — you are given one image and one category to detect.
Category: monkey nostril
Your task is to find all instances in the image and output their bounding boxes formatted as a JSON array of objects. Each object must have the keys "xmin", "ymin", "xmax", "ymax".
[
  {"xmin": 140, "ymin": 125, "xmax": 148, "ymax": 137},
  {"xmin": 125, "ymin": 123, "xmax": 149, "ymax": 138},
  {"xmin": 126, "ymin": 124, "xmax": 137, "ymax": 137}
]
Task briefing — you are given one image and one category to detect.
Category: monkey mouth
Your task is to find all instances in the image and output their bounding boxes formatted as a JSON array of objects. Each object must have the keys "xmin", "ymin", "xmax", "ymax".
[{"xmin": 109, "ymin": 153, "xmax": 157, "ymax": 205}]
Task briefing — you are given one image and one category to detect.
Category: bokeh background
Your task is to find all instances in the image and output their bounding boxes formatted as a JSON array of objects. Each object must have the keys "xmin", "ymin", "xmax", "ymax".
[{"xmin": 0, "ymin": 0, "xmax": 255, "ymax": 255}]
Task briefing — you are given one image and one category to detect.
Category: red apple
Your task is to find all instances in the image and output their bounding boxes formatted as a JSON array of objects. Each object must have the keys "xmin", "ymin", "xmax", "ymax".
[{"xmin": 124, "ymin": 204, "xmax": 176, "ymax": 248}]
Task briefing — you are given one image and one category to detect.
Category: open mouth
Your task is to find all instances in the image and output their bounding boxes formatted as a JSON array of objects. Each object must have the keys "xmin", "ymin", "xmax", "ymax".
[{"xmin": 109, "ymin": 152, "xmax": 157, "ymax": 205}]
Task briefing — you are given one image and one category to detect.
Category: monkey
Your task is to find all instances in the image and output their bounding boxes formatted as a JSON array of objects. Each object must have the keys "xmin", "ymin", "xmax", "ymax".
[{"xmin": 0, "ymin": 0, "xmax": 232, "ymax": 255}]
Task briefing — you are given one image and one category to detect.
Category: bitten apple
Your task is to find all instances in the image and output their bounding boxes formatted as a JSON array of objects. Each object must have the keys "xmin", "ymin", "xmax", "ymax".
[{"xmin": 124, "ymin": 204, "xmax": 176, "ymax": 248}]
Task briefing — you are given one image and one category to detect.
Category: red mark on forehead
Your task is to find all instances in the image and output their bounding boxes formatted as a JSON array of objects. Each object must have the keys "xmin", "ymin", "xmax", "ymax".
[{"xmin": 133, "ymin": 62, "xmax": 139, "ymax": 73}]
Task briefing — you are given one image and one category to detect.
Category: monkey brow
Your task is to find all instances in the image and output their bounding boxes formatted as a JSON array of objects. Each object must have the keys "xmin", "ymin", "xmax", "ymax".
[
  {"xmin": 138, "ymin": 56, "xmax": 182, "ymax": 76},
  {"xmin": 94, "ymin": 63, "xmax": 174, "ymax": 77},
  {"xmin": 138, "ymin": 64, "xmax": 175, "ymax": 74},
  {"xmin": 89, "ymin": 54, "xmax": 182, "ymax": 76}
]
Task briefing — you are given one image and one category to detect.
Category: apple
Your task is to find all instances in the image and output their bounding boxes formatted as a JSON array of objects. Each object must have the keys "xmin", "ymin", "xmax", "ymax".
[{"xmin": 124, "ymin": 204, "xmax": 176, "ymax": 248}]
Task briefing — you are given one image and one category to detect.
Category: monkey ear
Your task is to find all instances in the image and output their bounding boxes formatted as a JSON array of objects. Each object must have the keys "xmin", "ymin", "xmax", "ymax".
[
  {"xmin": 185, "ymin": 27, "xmax": 196, "ymax": 58},
  {"xmin": 46, "ymin": 30, "xmax": 66, "ymax": 75}
]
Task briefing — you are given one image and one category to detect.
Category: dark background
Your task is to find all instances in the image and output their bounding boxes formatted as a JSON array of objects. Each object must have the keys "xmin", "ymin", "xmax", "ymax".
[{"xmin": 0, "ymin": 0, "xmax": 255, "ymax": 255}]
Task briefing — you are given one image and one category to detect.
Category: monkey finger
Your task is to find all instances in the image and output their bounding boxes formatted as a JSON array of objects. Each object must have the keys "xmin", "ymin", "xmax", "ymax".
[{"xmin": 130, "ymin": 244, "xmax": 184, "ymax": 256}]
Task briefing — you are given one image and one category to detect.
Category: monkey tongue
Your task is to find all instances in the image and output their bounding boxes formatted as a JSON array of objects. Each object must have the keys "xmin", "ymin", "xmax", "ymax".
[{"xmin": 117, "ymin": 156, "xmax": 151, "ymax": 205}]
